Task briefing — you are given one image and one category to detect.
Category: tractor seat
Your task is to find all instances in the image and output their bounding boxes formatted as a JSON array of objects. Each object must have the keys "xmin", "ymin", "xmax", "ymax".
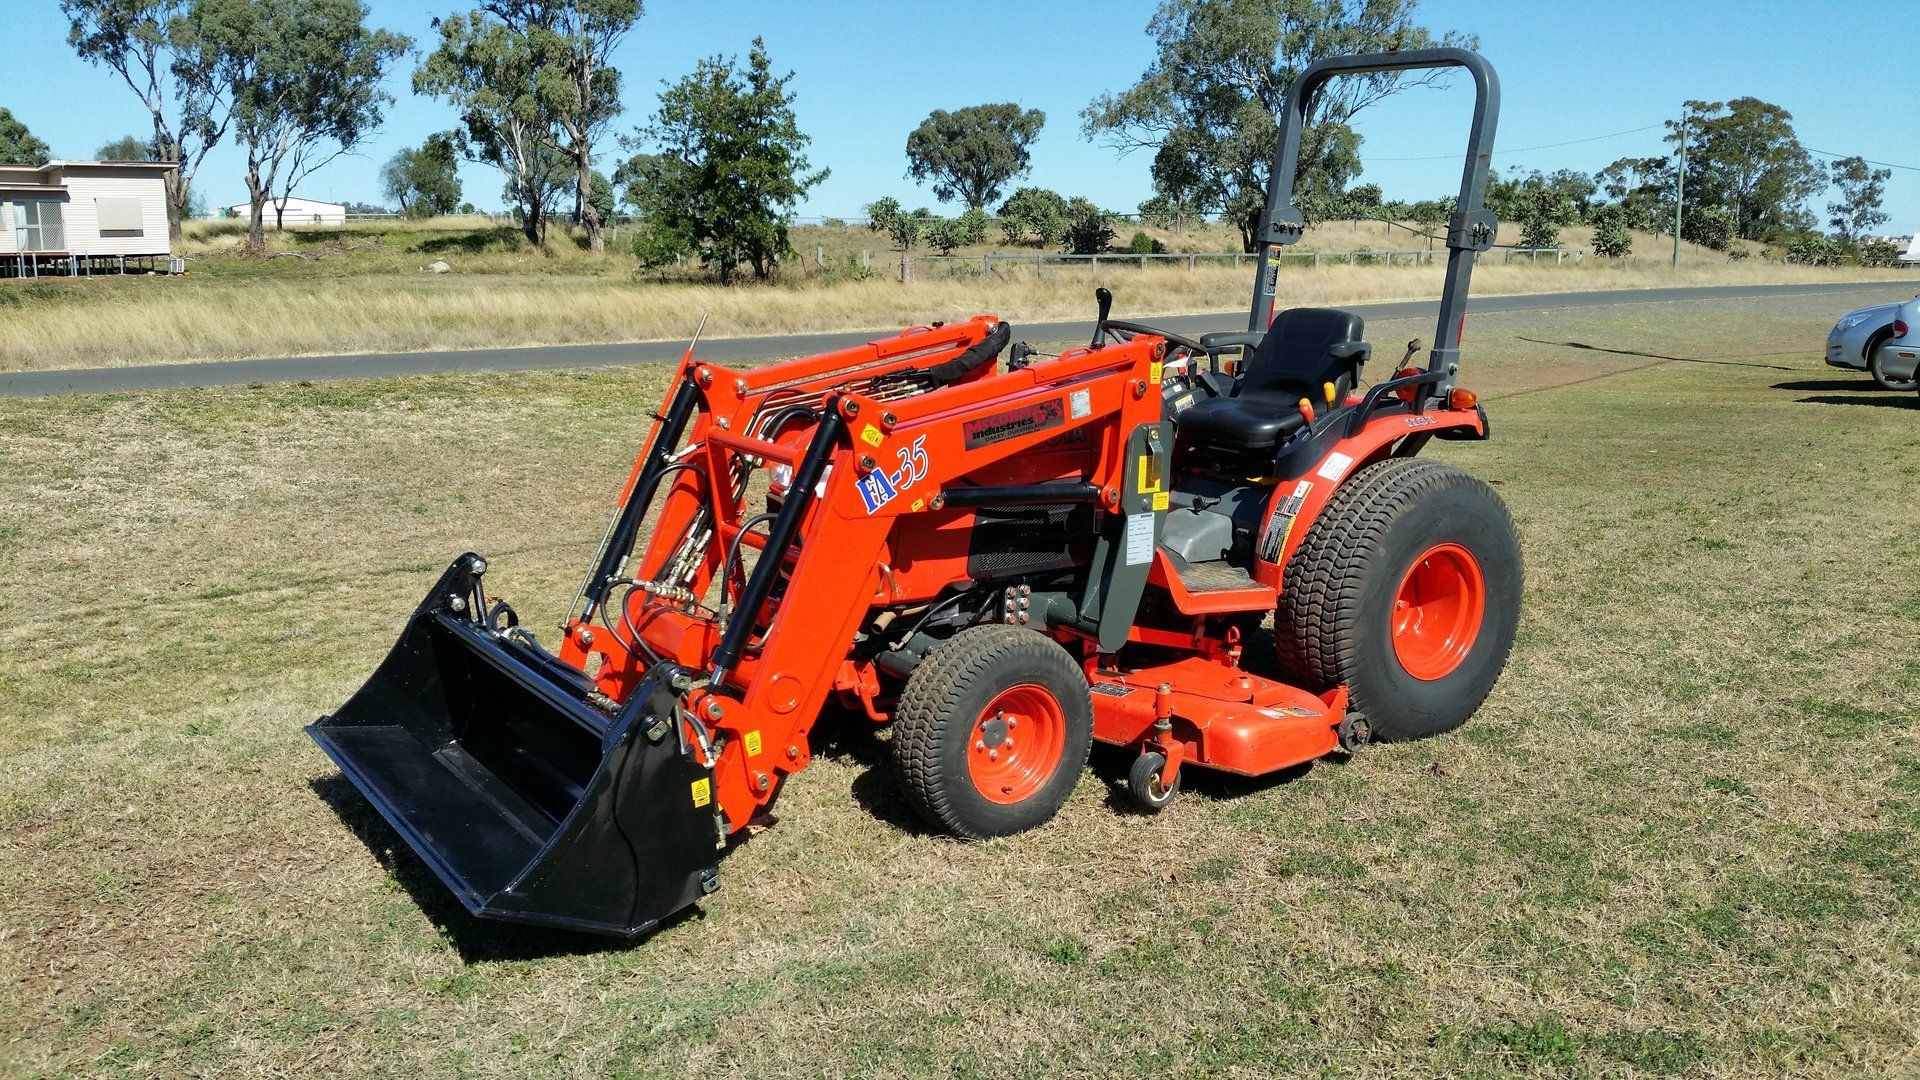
[{"xmin": 1177, "ymin": 308, "xmax": 1370, "ymax": 453}]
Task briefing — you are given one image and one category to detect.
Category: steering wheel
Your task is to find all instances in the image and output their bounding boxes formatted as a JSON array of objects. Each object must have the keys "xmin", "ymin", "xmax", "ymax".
[{"xmin": 1099, "ymin": 319, "xmax": 1207, "ymax": 354}]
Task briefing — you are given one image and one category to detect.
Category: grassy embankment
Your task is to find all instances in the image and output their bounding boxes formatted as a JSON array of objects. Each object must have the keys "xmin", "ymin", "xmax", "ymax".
[
  {"xmin": 0, "ymin": 215, "xmax": 1911, "ymax": 372},
  {"xmin": 2, "ymin": 288, "xmax": 1916, "ymax": 1075}
]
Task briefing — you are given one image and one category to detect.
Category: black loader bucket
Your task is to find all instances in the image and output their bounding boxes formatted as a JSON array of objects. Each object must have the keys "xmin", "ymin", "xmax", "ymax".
[{"xmin": 308, "ymin": 555, "xmax": 720, "ymax": 938}]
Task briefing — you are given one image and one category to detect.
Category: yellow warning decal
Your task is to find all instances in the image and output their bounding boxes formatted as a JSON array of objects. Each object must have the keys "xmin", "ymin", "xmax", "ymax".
[
  {"xmin": 1149, "ymin": 360, "xmax": 1163, "ymax": 384},
  {"xmin": 1137, "ymin": 455, "xmax": 1161, "ymax": 494},
  {"xmin": 691, "ymin": 777, "xmax": 711, "ymax": 808},
  {"xmin": 744, "ymin": 730, "xmax": 763, "ymax": 757},
  {"xmin": 860, "ymin": 424, "xmax": 884, "ymax": 447},
  {"xmin": 1152, "ymin": 491, "xmax": 1170, "ymax": 512}
]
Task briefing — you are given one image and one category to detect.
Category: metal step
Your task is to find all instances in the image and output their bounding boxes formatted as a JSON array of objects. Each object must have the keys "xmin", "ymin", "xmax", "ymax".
[{"xmin": 1163, "ymin": 549, "xmax": 1258, "ymax": 594}]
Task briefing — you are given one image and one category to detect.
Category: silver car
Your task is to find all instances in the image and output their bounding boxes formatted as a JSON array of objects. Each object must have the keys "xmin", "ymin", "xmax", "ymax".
[
  {"xmin": 1870, "ymin": 295, "xmax": 1920, "ymax": 392},
  {"xmin": 1827, "ymin": 295, "xmax": 1920, "ymax": 390}
]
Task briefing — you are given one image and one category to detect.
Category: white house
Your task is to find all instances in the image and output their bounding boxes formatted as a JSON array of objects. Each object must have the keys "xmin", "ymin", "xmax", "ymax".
[
  {"xmin": 0, "ymin": 159, "xmax": 176, "ymax": 274},
  {"xmin": 225, "ymin": 195, "xmax": 347, "ymax": 227}
]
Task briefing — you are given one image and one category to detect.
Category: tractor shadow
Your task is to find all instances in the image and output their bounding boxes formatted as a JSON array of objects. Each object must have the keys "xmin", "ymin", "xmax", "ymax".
[
  {"xmin": 309, "ymin": 774, "xmax": 699, "ymax": 963},
  {"xmin": 809, "ymin": 705, "xmax": 937, "ymax": 837}
]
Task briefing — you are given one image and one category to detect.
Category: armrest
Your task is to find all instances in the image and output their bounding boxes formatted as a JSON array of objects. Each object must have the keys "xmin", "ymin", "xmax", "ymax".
[
  {"xmin": 1199, "ymin": 331, "xmax": 1264, "ymax": 352},
  {"xmin": 1328, "ymin": 341, "xmax": 1372, "ymax": 361}
]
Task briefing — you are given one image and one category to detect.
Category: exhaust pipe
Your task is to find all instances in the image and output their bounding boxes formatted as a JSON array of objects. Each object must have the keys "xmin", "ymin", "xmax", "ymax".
[{"xmin": 308, "ymin": 555, "xmax": 720, "ymax": 938}]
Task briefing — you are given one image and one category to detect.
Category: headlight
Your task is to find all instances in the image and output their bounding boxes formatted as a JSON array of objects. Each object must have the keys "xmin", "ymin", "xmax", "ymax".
[{"xmin": 1835, "ymin": 311, "xmax": 1874, "ymax": 332}]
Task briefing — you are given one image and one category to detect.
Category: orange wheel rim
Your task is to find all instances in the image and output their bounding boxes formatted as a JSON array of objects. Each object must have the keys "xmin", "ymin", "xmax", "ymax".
[
  {"xmin": 1391, "ymin": 542, "xmax": 1486, "ymax": 681},
  {"xmin": 968, "ymin": 685, "xmax": 1067, "ymax": 804}
]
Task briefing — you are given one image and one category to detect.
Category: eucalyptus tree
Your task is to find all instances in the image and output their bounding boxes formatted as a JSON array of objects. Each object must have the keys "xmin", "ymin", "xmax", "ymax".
[
  {"xmin": 63, "ymin": 0, "xmax": 230, "ymax": 238},
  {"xmin": 1083, "ymin": 0, "xmax": 1470, "ymax": 252},
  {"xmin": 186, "ymin": 0, "xmax": 408, "ymax": 251}
]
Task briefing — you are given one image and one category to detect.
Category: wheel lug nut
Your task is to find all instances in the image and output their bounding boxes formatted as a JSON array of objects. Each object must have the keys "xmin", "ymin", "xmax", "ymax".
[
  {"xmin": 976, "ymin": 740, "xmax": 986, "ymax": 750},
  {"xmin": 989, "ymin": 750, "xmax": 998, "ymax": 761}
]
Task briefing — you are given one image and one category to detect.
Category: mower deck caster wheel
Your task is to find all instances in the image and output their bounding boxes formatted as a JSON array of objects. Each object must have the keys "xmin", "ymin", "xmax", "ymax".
[
  {"xmin": 1126, "ymin": 752, "xmax": 1180, "ymax": 812},
  {"xmin": 1336, "ymin": 715, "xmax": 1371, "ymax": 754}
]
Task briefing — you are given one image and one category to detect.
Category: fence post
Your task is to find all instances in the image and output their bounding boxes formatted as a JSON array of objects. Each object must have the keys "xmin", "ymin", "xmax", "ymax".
[
  {"xmin": 1091, "ymin": 255, "xmax": 1099, "ymax": 272},
  {"xmin": 816, "ymin": 245, "xmax": 825, "ymax": 269},
  {"xmin": 1187, "ymin": 254, "xmax": 1195, "ymax": 271},
  {"xmin": 983, "ymin": 254, "xmax": 990, "ymax": 274},
  {"xmin": 861, "ymin": 248, "xmax": 871, "ymax": 272}
]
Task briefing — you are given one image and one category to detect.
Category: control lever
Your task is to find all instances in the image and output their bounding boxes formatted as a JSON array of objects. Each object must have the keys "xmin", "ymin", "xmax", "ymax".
[
  {"xmin": 1091, "ymin": 287, "xmax": 1113, "ymax": 348},
  {"xmin": 1008, "ymin": 341, "xmax": 1036, "ymax": 369}
]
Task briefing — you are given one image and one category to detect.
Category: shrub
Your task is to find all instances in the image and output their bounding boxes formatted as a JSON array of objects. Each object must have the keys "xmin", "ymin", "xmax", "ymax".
[
  {"xmin": 1784, "ymin": 234, "xmax": 1843, "ymax": 266},
  {"xmin": 957, "ymin": 207, "xmax": 990, "ymax": 245},
  {"xmin": 864, "ymin": 197, "xmax": 900, "ymax": 234},
  {"xmin": 1590, "ymin": 207, "xmax": 1633, "ymax": 259},
  {"xmin": 1682, "ymin": 205, "xmax": 1734, "ymax": 251},
  {"xmin": 887, "ymin": 210, "xmax": 923, "ymax": 251},
  {"xmin": 1126, "ymin": 231, "xmax": 1164, "ymax": 255},
  {"xmin": 1064, "ymin": 198, "xmax": 1114, "ymax": 255},
  {"xmin": 1857, "ymin": 238, "xmax": 1901, "ymax": 268},
  {"xmin": 999, "ymin": 187, "xmax": 1070, "ymax": 245},
  {"xmin": 1727, "ymin": 248, "xmax": 1751, "ymax": 261},
  {"xmin": 1515, "ymin": 187, "xmax": 1574, "ymax": 250},
  {"xmin": 926, "ymin": 217, "xmax": 966, "ymax": 255}
]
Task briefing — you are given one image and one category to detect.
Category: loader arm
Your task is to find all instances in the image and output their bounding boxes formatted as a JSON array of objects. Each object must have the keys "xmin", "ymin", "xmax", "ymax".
[{"xmin": 596, "ymin": 328, "xmax": 1170, "ymax": 830}]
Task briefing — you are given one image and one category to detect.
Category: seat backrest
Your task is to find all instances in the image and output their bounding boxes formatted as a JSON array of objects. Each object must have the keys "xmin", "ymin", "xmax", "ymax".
[{"xmin": 1241, "ymin": 307, "xmax": 1366, "ymax": 398}]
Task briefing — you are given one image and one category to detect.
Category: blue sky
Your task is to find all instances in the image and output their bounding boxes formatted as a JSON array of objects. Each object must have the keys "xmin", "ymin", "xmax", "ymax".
[{"xmin": 6, "ymin": 0, "xmax": 1916, "ymax": 231}]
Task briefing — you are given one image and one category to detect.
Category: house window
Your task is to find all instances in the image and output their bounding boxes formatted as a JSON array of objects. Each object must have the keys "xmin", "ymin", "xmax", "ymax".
[
  {"xmin": 14, "ymin": 199, "xmax": 66, "ymax": 252},
  {"xmin": 96, "ymin": 196, "xmax": 144, "ymax": 237}
]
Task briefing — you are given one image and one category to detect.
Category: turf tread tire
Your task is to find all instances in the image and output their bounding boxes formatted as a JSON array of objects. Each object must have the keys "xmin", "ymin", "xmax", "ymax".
[
  {"xmin": 1274, "ymin": 457, "xmax": 1521, "ymax": 742},
  {"xmin": 893, "ymin": 625, "xmax": 1093, "ymax": 839}
]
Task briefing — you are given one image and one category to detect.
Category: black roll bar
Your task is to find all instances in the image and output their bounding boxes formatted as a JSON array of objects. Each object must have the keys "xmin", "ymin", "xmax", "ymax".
[{"xmin": 1248, "ymin": 47, "xmax": 1501, "ymax": 399}]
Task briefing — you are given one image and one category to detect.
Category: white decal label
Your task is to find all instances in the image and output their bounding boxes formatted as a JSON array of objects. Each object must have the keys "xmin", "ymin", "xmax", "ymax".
[
  {"xmin": 1258, "ymin": 480, "xmax": 1312, "ymax": 562},
  {"xmin": 855, "ymin": 437, "xmax": 926, "ymax": 513},
  {"xmin": 1315, "ymin": 451, "xmax": 1354, "ymax": 481},
  {"xmin": 1070, "ymin": 388, "xmax": 1092, "ymax": 420},
  {"xmin": 1124, "ymin": 513, "xmax": 1155, "ymax": 566}
]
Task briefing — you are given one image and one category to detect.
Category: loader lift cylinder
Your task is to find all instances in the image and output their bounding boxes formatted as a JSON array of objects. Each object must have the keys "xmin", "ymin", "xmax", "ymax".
[
  {"xmin": 709, "ymin": 399, "xmax": 848, "ymax": 687},
  {"xmin": 583, "ymin": 379, "xmax": 700, "ymax": 619}
]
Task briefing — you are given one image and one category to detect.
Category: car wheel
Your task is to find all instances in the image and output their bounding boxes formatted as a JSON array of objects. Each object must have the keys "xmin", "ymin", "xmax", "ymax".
[{"xmin": 1868, "ymin": 332, "xmax": 1917, "ymax": 391}]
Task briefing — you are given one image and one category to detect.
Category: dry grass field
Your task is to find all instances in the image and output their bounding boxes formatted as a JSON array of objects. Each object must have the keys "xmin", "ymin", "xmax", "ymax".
[
  {"xmin": 0, "ymin": 216, "xmax": 1910, "ymax": 372},
  {"xmin": 2, "ymin": 288, "xmax": 1917, "ymax": 1076}
]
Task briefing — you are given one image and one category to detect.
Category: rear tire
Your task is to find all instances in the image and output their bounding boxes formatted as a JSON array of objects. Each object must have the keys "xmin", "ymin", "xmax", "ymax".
[
  {"xmin": 1869, "ymin": 334, "xmax": 1917, "ymax": 391},
  {"xmin": 894, "ymin": 625, "xmax": 1093, "ymax": 839},
  {"xmin": 1274, "ymin": 458, "xmax": 1522, "ymax": 742}
]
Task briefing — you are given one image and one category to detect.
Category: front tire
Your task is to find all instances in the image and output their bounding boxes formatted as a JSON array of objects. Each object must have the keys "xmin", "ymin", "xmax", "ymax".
[
  {"xmin": 1869, "ymin": 333, "xmax": 1916, "ymax": 391},
  {"xmin": 1274, "ymin": 458, "xmax": 1522, "ymax": 742},
  {"xmin": 893, "ymin": 625, "xmax": 1093, "ymax": 838}
]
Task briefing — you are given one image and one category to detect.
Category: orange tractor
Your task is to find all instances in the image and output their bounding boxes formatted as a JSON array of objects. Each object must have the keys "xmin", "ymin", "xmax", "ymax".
[{"xmin": 312, "ymin": 49, "xmax": 1519, "ymax": 937}]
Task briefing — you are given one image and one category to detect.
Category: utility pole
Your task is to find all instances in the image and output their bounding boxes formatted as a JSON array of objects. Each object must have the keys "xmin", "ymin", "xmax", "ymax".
[{"xmin": 1672, "ymin": 107, "xmax": 1688, "ymax": 269}]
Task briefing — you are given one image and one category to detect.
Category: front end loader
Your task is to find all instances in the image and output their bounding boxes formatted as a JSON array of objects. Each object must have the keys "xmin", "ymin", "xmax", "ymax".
[{"xmin": 311, "ymin": 47, "xmax": 1520, "ymax": 938}]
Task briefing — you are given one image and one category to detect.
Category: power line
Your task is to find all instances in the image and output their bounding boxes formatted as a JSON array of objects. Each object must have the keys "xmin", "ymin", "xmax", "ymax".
[
  {"xmin": 1804, "ymin": 147, "xmax": 1920, "ymax": 174},
  {"xmin": 1369, "ymin": 122, "xmax": 1665, "ymax": 162}
]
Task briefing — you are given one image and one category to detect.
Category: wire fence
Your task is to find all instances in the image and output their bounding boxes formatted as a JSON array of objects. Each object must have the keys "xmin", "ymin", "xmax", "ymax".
[{"xmin": 865, "ymin": 246, "xmax": 1588, "ymax": 280}]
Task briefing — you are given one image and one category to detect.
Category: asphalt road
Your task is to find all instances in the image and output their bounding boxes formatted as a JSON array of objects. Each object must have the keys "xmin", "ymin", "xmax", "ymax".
[{"xmin": 0, "ymin": 280, "xmax": 1902, "ymax": 398}]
